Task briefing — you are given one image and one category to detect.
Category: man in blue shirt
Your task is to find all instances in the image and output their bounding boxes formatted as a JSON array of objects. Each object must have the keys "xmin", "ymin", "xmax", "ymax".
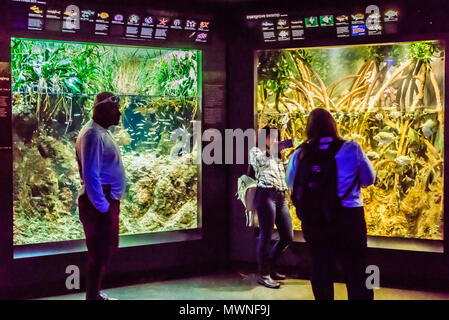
[{"xmin": 76, "ymin": 92, "xmax": 126, "ymax": 300}]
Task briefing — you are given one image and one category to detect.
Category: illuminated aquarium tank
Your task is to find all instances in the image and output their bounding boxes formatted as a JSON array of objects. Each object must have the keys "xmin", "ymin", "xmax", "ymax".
[
  {"xmin": 11, "ymin": 38, "xmax": 201, "ymax": 245},
  {"xmin": 256, "ymin": 41, "xmax": 444, "ymax": 240}
]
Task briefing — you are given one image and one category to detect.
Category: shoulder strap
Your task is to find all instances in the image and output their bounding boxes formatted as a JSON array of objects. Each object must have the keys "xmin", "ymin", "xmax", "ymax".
[{"xmin": 328, "ymin": 139, "xmax": 345, "ymax": 157}]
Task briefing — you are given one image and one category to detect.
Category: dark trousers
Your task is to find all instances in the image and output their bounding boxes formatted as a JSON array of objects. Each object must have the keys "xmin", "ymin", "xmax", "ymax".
[
  {"xmin": 302, "ymin": 206, "xmax": 374, "ymax": 300},
  {"xmin": 255, "ymin": 187, "xmax": 293, "ymax": 275},
  {"xmin": 78, "ymin": 192, "xmax": 120, "ymax": 300}
]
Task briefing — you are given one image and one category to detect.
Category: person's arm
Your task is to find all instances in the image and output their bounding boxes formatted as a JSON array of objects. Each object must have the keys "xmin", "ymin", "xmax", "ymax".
[
  {"xmin": 285, "ymin": 148, "xmax": 299, "ymax": 189},
  {"xmin": 80, "ymin": 130, "xmax": 110, "ymax": 213},
  {"xmin": 357, "ymin": 142, "xmax": 376, "ymax": 188}
]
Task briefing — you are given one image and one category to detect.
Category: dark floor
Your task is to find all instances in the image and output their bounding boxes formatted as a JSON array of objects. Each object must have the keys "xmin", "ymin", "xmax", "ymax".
[{"xmin": 38, "ymin": 272, "xmax": 449, "ymax": 300}]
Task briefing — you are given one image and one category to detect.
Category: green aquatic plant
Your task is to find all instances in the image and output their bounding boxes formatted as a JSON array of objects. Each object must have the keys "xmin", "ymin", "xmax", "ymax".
[{"xmin": 149, "ymin": 51, "xmax": 198, "ymax": 97}]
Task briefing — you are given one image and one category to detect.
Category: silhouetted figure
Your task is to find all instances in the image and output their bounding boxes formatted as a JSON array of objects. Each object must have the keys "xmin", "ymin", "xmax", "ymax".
[
  {"xmin": 286, "ymin": 108, "xmax": 375, "ymax": 300},
  {"xmin": 76, "ymin": 92, "xmax": 126, "ymax": 300},
  {"xmin": 250, "ymin": 126, "xmax": 293, "ymax": 289}
]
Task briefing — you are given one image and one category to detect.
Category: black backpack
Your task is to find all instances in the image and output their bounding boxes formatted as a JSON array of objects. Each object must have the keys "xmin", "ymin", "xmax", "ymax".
[{"xmin": 291, "ymin": 138, "xmax": 355, "ymax": 226}]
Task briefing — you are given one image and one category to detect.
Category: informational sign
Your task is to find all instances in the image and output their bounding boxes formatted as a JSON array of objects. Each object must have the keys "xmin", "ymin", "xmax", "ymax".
[
  {"xmin": 28, "ymin": 4, "xmax": 44, "ymax": 30},
  {"xmin": 246, "ymin": 4, "xmax": 400, "ymax": 43},
  {"xmin": 352, "ymin": 24, "xmax": 366, "ymax": 36},
  {"xmin": 204, "ymin": 84, "xmax": 225, "ymax": 125},
  {"xmin": 125, "ymin": 14, "xmax": 140, "ymax": 38},
  {"xmin": 305, "ymin": 16, "xmax": 318, "ymax": 28},
  {"xmin": 204, "ymin": 84, "xmax": 225, "ymax": 108},
  {"xmin": 198, "ymin": 21, "xmax": 210, "ymax": 31},
  {"xmin": 110, "ymin": 13, "xmax": 125, "ymax": 37},
  {"xmin": 320, "ymin": 15, "xmax": 334, "ymax": 27},
  {"xmin": 0, "ymin": 62, "xmax": 11, "ymax": 149},
  {"xmin": 10, "ymin": 1, "xmax": 212, "ymax": 44},
  {"xmin": 384, "ymin": 9, "xmax": 399, "ymax": 22},
  {"xmin": 45, "ymin": 8, "xmax": 62, "ymax": 32},
  {"xmin": 290, "ymin": 18, "xmax": 305, "ymax": 40}
]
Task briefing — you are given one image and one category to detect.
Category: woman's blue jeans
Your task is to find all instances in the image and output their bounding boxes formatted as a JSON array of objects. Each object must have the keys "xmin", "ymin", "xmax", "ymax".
[{"xmin": 255, "ymin": 187, "xmax": 293, "ymax": 275}]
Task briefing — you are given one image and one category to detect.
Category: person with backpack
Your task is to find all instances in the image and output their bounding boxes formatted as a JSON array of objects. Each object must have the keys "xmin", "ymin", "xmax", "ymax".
[
  {"xmin": 249, "ymin": 126, "xmax": 293, "ymax": 289},
  {"xmin": 286, "ymin": 108, "xmax": 376, "ymax": 300}
]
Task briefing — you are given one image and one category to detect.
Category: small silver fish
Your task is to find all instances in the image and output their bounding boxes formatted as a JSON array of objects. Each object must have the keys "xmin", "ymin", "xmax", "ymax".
[
  {"xmin": 374, "ymin": 132, "xmax": 396, "ymax": 146},
  {"xmin": 422, "ymin": 119, "xmax": 437, "ymax": 139},
  {"xmin": 395, "ymin": 155, "xmax": 412, "ymax": 167},
  {"xmin": 390, "ymin": 111, "xmax": 402, "ymax": 119},
  {"xmin": 367, "ymin": 151, "xmax": 380, "ymax": 160}
]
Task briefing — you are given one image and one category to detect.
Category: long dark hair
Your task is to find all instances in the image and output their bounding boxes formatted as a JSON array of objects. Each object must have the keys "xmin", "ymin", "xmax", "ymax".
[
  {"xmin": 256, "ymin": 125, "xmax": 280, "ymax": 157},
  {"xmin": 306, "ymin": 108, "xmax": 341, "ymax": 143}
]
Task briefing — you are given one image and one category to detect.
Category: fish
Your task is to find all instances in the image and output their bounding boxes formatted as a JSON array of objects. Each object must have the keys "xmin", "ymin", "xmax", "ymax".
[
  {"xmin": 375, "ymin": 113, "xmax": 384, "ymax": 120},
  {"xmin": 351, "ymin": 133, "xmax": 364, "ymax": 140},
  {"xmin": 373, "ymin": 132, "xmax": 396, "ymax": 146},
  {"xmin": 385, "ymin": 150, "xmax": 398, "ymax": 159},
  {"xmin": 351, "ymin": 13, "xmax": 364, "ymax": 21},
  {"xmin": 367, "ymin": 151, "xmax": 380, "ymax": 160},
  {"xmin": 395, "ymin": 155, "xmax": 412, "ymax": 167},
  {"xmin": 134, "ymin": 107, "xmax": 156, "ymax": 115},
  {"xmin": 422, "ymin": 119, "xmax": 437, "ymax": 139},
  {"xmin": 390, "ymin": 111, "xmax": 402, "ymax": 119},
  {"xmin": 336, "ymin": 15, "xmax": 348, "ymax": 22},
  {"xmin": 385, "ymin": 10, "xmax": 398, "ymax": 19}
]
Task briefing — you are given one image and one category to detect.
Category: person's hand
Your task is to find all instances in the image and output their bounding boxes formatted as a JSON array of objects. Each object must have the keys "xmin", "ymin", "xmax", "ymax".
[
  {"xmin": 101, "ymin": 201, "xmax": 111, "ymax": 214},
  {"xmin": 277, "ymin": 139, "xmax": 293, "ymax": 151}
]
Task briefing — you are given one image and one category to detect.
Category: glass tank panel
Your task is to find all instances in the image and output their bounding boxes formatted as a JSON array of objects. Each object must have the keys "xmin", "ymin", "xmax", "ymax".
[
  {"xmin": 256, "ymin": 41, "xmax": 444, "ymax": 240},
  {"xmin": 11, "ymin": 38, "xmax": 201, "ymax": 245}
]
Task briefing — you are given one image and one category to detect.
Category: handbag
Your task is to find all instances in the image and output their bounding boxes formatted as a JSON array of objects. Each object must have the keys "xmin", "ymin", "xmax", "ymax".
[{"xmin": 236, "ymin": 164, "xmax": 259, "ymax": 227}]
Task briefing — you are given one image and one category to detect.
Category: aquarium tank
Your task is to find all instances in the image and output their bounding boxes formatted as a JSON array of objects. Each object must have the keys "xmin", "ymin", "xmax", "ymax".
[
  {"xmin": 256, "ymin": 41, "xmax": 444, "ymax": 240},
  {"xmin": 11, "ymin": 38, "xmax": 201, "ymax": 245}
]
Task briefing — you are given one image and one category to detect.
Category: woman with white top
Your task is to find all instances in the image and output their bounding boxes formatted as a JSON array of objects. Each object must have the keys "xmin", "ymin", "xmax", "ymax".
[
  {"xmin": 250, "ymin": 126, "xmax": 293, "ymax": 289},
  {"xmin": 286, "ymin": 108, "xmax": 376, "ymax": 300}
]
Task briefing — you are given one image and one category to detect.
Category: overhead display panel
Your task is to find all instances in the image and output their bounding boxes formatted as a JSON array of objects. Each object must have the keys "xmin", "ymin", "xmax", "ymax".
[
  {"xmin": 246, "ymin": 4, "xmax": 400, "ymax": 44},
  {"xmin": 11, "ymin": 0, "xmax": 213, "ymax": 44}
]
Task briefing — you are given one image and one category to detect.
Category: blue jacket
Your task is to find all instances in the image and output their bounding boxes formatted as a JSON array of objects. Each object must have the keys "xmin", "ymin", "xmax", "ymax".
[{"xmin": 286, "ymin": 137, "xmax": 376, "ymax": 207}]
